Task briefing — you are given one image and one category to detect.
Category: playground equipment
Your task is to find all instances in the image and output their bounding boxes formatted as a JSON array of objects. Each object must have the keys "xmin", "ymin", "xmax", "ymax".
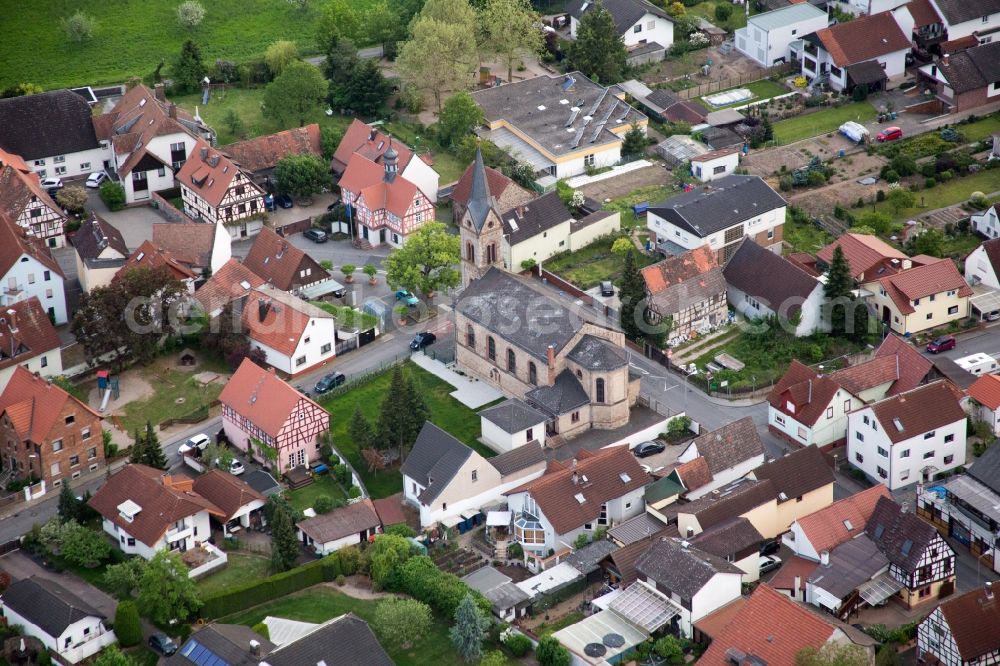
[{"xmin": 97, "ymin": 370, "xmax": 120, "ymax": 413}]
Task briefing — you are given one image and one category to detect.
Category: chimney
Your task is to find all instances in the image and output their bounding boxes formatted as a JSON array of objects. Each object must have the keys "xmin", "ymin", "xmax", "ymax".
[
  {"xmin": 200, "ymin": 147, "xmax": 208, "ymax": 160},
  {"xmin": 249, "ymin": 640, "xmax": 260, "ymax": 657},
  {"xmin": 942, "ymin": 53, "xmax": 950, "ymax": 67},
  {"xmin": 6, "ymin": 309, "xmax": 17, "ymax": 334},
  {"xmin": 258, "ymin": 298, "xmax": 271, "ymax": 322},
  {"xmin": 931, "ymin": 64, "xmax": 937, "ymax": 77},
  {"xmin": 547, "ymin": 344, "xmax": 556, "ymax": 383},
  {"xmin": 169, "ymin": 103, "xmax": 177, "ymax": 120},
  {"xmin": 368, "ymin": 128, "xmax": 377, "ymax": 142},
  {"xmin": 902, "ymin": 259, "xmax": 912, "ymax": 270},
  {"xmin": 820, "ymin": 550, "xmax": 830, "ymax": 566},
  {"xmin": 793, "ymin": 575, "xmax": 801, "ymax": 599},
  {"xmin": 154, "ymin": 83, "xmax": 166, "ymax": 102},
  {"xmin": 987, "ymin": 581, "xmax": 994, "ymax": 601},
  {"xmin": 572, "ymin": 472, "xmax": 578, "ymax": 485}
]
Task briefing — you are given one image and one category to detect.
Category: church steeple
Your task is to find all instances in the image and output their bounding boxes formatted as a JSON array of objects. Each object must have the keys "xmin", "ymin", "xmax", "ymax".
[{"xmin": 459, "ymin": 147, "xmax": 505, "ymax": 287}]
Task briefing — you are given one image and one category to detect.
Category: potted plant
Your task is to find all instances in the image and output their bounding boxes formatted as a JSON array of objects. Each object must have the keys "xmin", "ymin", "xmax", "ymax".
[
  {"xmin": 394, "ymin": 305, "xmax": 409, "ymax": 325},
  {"xmin": 363, "ymin": 263, "xmax": 377, "ymax": 285},
  {"xmin": 341, "ymin": 264, "xmax": 356, "ymax": 283}
]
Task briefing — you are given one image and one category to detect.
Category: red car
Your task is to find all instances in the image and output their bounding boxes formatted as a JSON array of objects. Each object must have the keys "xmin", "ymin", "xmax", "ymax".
[
  {"xmin": 877, "ymin": 126, "xmax": 903, "ymax": 142},
  {"xmin": 927, "ymin": 335, "xmax": 956, "ymax": 353}
]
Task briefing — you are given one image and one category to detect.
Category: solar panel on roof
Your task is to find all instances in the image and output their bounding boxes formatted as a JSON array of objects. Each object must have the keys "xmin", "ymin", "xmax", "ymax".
[{"xmin": 180, "ymin": 640, "xmax": 232, "ymax": 666}]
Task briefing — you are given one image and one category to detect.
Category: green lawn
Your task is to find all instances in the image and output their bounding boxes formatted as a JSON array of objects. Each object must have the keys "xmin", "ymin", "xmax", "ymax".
[
  {"xmin": 545, "ymin": 236, "xmax": 658, "ymax": 290},
  {"xmin": 533, "ymin": 611, "xmax": 585, "ymax": 636},
  {"xmin": 959, "ymin": 114, "xmax": 1000, "ymax": 142},
  {"xmin": 0, "ymin": 0, "xmax": 376, "ymax": 90},
  {"xmin": 119, "ymin": 369, "xmax": 224, "ymax": 433},
  {"xmin": 318, "ymin": 362, "xmax": 498, "ymax": 499},
  {"xmin": 875, "ymin": 169, "xmax": 1000, "ymax": 223},
  {"xmin": 684, "ymin": 1, "xmax": 751, "ymax": 30},
  {"xmin": 783, "ymin": 210, "xmax": 834, "ymax": 254},
  {"xmin": 286, "ymin": 474, "xmax": 348, "ymax": 513},
  {"xmin": 603, "ymin": 184, "xmax": 678, "ymax": 230},
  {"xmin": 170, "ymin": 88, "xmax": 354, "ymax": 147},
  {"xmin": 220, "ymin": 586, "xmax": 518, "ymax": 666},
  {"xmin": 196, "ymin": 553, "xmax": 271, "ymax": 596},
  {"xmin": 772, "ymin": 102, "xmax": 877, "ymax": 145},
  {"xmin": 699, "ymin": 79, "xmax": 789, "ymax": 110}
]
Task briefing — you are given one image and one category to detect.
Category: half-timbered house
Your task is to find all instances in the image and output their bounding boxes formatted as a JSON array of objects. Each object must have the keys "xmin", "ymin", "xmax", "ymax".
[
  {"xmin": 0, "ymin": 213, "xmax": 67, "ymax": 325},
  {"xmin": 0, "ymin": 148, "xmax": 67, "ymax": 248},
  {"xmin": 177, "ymin": 139, "xmax": 267, "ymax": 239},
  {"xmin": 918, "ymin": 583, "xmax": 1000, "ymax": 666},
  {"xmin": 332, "ymin": 119, "xmax": 440, "ymax": 202},
  {"xmin": 867, "ymin": 495, "xmax": 956, "ymax": 608},
  {"xmin": 219, "ymin": 359, "xmax": 330, "ymax": 474},
  {"xmin": 338, "ymin": 149, "xmax": 435, "ymax": 248}
]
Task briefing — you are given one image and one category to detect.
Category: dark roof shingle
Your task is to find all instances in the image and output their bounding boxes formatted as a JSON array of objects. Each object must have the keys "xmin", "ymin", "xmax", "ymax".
[
  {"xmin": 479, "ymin": 398, "xmax": 547, "ymax": 434},
  {"xmin": 649, "ymin": 175, "xmax": 786, "ymax": 239},
  {"xmin": 686, "ymin": 416, "xmax": 765, "ymax": 475},
  {"xmin": 869, "ymin": 380, "xmax": 967, "ymax": 444},
  {"xmin": 488, "ymin": 441, "xmax": 547, "ymax": 476},
  {"xmin": 0, "ymin": 90, "xmax": 101, "ymax": 160},
  {"xmin": 752, "ymin": 446, "xmax": 834, "ymax": 502},
  {"xmin": 2, "ymin": 577, "xmax": 104, "ymax": 639},
  {"xmin": 297, "ymin": 499, "xmax": 381, "ymax": 543},
  {"xmin": 401, "ymin": 422, "xmax": 473, "ymax": 504},
  {"xmin": 636, "ymin": 537, "xmax": 743, "ymax": 599},
  {"xmin": 501, "ymin": 191, "xmax": 572, "ymax": 244},
  {"xmin": 723, "ymin": 239, "xmax": 820, "ymax": 319}
]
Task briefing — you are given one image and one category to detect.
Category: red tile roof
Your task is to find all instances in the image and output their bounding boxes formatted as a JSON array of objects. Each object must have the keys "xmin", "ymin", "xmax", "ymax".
[
  {"xmin": 0, "ymin": 194, "xmax": 65, "ymax": 279},
  {"xmin": 223, "ymin": 124, "xmax": 322, "ymax": 173},
  {"xmin": 176, "ymin": 139, "xmax": 261, "ymax": 209},
  {"xmin": 830, "ymin": 355, "xmax": 899, "ymax": 396},
  {"xmin": 339, "ymin": 153, "xmax": 422, "ymax": 219},
  {"xmin": 452, "ymin": 160, "xmax": 515, "ymax": 206},
  {"xmin": 690, "ymin": 147, "xmax": 739, "ymax": 163},
  {"xmin": 642, "ymin": 244, "xmax": 718, "ymax": 293},
  {"xmin": 699, "ymin": 584, "xmax": 836, "ymax": 665},
  {"xmin": 812, "ymin": 11, "xmax": 911, "ymax": 67},
  {"xmin": 88, "ymin": 464, "xmax": 225, "ymax": 546},
  {"xmin": 241, "ymin": 286, "xmax": 332, "ymax": 357},
  {"xmin": 117, "ymin": 240, "xmax": 197, "ymax": 282},
  {"xmin": 768, "ymin": 555, "xmax": 819, "ymax": 592},
  {"xmin": 907, "ymin": 0, "xmax": 942, "ymax": 27},
  {"xmin": 504, "ymin": 446, "xmax": 649, "ymax": 535},
  {"xmin": 152, "ymin": 222, "xmax": 219, "ymax": 269},
  {"xmin": 935, "ymin": 586, "xmax": 1000, "ymax": 661},
  {"xmin": 0, "ymin": 162, "xmax": 66, "ymax": 236},
  {"xmin": 372, "ymin": 496, "xmax": 407, "ymax": 526},
  {"xmin": 870, "ymin": 380, "xmax": 967, "ymax": 444},
  {"xmin": 767, "ymin": 360, "xmax": 842, "ymax": 427},
  {"xmin": 0, "ymin": 148, "xmax": 31, "ymax": 173},
  {"xmin": 193, "ymin": 258, "xmax": 265, "ymax": 315},
  {"xmin": 191, "ymin": 470, "xmax": 265, "ymax": 521},
  {"xmin": 795, "ymin": 485, "xmax": 891, "ymax": 554},
  {"xmin": 692, "ymin": 598, "xmax": 747, "ymax": 640},
  {"xmin": 877, "ymin": 259, "xmax": 972, "ymax": 315},
  {"xmin": 219, "ymin": 358, "xmax": 326, "ymax": 438},
  {"xmin": 0, "ymin": 366, "xmax": 101, "ymax": 442},
  {"xmin": 675, "ymin": 457, "xmax": 713, "ymax": 492},
  {"xmin": 331, "ymin": 119, "xmax": 417, "ymax": 174},
  {"xmin": 874, "ymin": 335, "xmax": 934, "ymax": 396},
  {"xmin": 0, "ymin": 297, "xmax": 62, "ymax": 372},
  {"xmin": 969, "ymin": 374, "xmax": 1000, "ymax": 410},
  {"xmin": 816, "ymin": 233, "xmax": 907, "ymax": 281},
  {"xmin": 242, "ymin": 227, "xmax": 328, "ymax": 291}
]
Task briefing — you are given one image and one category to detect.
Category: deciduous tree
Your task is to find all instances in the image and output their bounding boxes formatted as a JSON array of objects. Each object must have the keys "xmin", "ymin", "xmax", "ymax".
[
  {"xmin": 93, "ymin": 647, "xmax": 138, "ymax": 666},
  {"xmin": 373, "ymin": 598, "xmax": 432, "ymax": 649},
  {"xmin": 62, "ymin": 11, "xmax": 96, "ymax": 43},
  {"xmin": 886, "ymin": 188, "xmax": 915, "ymax": 214},
  {"xmin": 263, "ymin": 61, "xmax": 328, "ymax": 127},
  {"xmin": 384, "ymin": 222, "xmax": 461, "ymax": 298},
  {"xmin": 274, "ymin": 154, "xmax": 329, "ymax": 197},
  {"xmin": 438, "ymin": 92, "xmax": 484, "ymax": 148},
  {"xmin": 316, "ymin": 0, "xmax": 360, "ymax": 48},
  {"xmin": 450, "ymin": 593, "xmax": 489, "ymax": 662},
  {"xmin": 61, "ymin": 522, "xmax": 112, "ymax": 567},
  {"xmin": 264, "ymin": 40, "xmax": 298, "ymax": 76},
  {"xmin": 103, "ymin": 558, "xmax": 147, "ymax": 599},
  {"xmin": 569, "ymin": 1, "xmax": 627, "ymax": 84},
  {"xmin": 396, "ymin": 0, "xmax": 479, "ymax": 112},
  {"xmin": 367, "ymin": 533, "xmax": 415, "ymax": 588},
  {"xmin": 796, "ymin": 642, "xmax": 870, "ymax": 666},
  {"xmin": 176, "ymin": 1, "xmax": 206, "ymax": 30},
  {"xmin": 56, "ymin": 186, "xmax": 88, "ymax": 214},
  {"xmin": 137, "ymin": 551, "xmax": 201, "ymax": 624},
  {"xmin": 269, "ymin": 504, "xmax": 300, "ymax": 572},
  {"xmin": 536, "ymin": 636, "xmax": 571, "ymax": 666},
  {"xmin": 479, "ymin": 0, "xmax": 543, "ymax": 83}
]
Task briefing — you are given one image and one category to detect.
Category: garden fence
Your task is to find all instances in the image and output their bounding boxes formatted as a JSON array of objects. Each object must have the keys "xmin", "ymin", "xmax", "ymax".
[{"xmin": 664, "ymin": 64, "xmax": 798, "ymax": 101}]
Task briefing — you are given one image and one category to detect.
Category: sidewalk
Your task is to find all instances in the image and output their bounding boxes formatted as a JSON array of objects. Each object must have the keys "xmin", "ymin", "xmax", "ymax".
[{"xmin": 410, "ymin": 352, "xmax": 503, "ymax": 408}]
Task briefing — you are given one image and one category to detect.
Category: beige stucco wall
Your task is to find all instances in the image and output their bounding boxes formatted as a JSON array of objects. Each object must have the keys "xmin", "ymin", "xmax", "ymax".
[
  {"xmin": 569, "ymin": 213, "xmax": 621, "ymax": 252},
  {"xmin": 433, "ymin": 454, "xmax": 503, "ymax": 513},
  {"xmin": 507, "ymin": 220, "xmax": 572, "ymax": 269},
  {"xmin": 864, "ymin": 281, "xmax": 970, "ymax": 335}
]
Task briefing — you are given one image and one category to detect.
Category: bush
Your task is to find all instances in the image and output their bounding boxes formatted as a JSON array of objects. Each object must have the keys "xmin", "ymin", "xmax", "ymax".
[
  {"xmin": 536, "ymin": 636, "xmax": 571, "ymax": 666},
  {"xmin": 62, "ymin": 11, "xmax": 96, "ymax": 42},
  {"xmin": 876, "ymin": 189, "xmax": 886, "ymax": 202},
  {"xmin": 807, "ymin": 171, "xmax": 827, "ymax": 186},
  {"xmin": 667, "ymin": 415, "xmax": 692, "ymax": 440},
  {"xmin": 394, "ymin": 556, "xmax": 491, "ymax": 618},
  {"xmin": 252, "ymin": 622, "xmax": 270, "ymax": 639},
  {"xmin": 921, "ymin": 163, "xmax": 937, "ymax": 178},
  {"xmin": 779, "ymin": 175, "xmax": 793, "ymax": 191},
  {"xmin": 348, "ymin": 485, "xmax": 361, "ymax": 499},
  {"xmin": 176, "ymin": 1, "xmax": 206, "ymax": 29},
  {"xmin": 385, "ymin": 524, "xmax": 416, "ymax": 538},
  {"xmin": 714, "ymin": 3, "xmax": 733, "ymax": 22},
  {"xmin": 938, "ymin": 170, "xmax": 954, "ymax": 182},
  {"xmin": 313, "ymin": 495, "xmax": 334, "ymax": 513},
  {"xmin": 114, "ymin": 601, "xmax": 142, "ymax": 647},
  {"xmin": 882, "ymin": 169, "xmax": 900, "ymax": 183},
  {"xmin": 99, "ymin": 181, "xmax": 126, "ymax": 211},
  {"xmin": 507, "ymin": 542, "xmax": 524, "ymax": 560},
  {"xmin": 925, "ymin": 177, "xmax": 936, "ymax": 189}
]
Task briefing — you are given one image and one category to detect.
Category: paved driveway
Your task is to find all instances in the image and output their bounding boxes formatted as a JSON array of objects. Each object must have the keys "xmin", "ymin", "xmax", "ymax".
[{"xmin": 0, "ymin": 550, "xmax": 117, "ymax": 618}]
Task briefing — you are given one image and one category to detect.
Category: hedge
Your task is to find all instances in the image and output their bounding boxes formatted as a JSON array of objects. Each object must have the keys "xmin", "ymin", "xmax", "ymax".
[{"xmin": 199, "ymin": 548, "xmax": 361, "ymax": 619}]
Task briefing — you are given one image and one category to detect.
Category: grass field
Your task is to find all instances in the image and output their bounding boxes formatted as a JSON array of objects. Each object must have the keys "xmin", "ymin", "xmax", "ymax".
[
  {"xmin": 0, "ymin": 0, "xmax": 376, "ymax": 90},
  {"xmin": 119, "ymin": 369, "xmax": 224, "ymax": 433},
  {"xmin": 875, "ymin": 170, "xmax": 1000, "ymax": 223},
  {"xmin": 772, "ymin": 102, "xmax": 877, "ymax": 145},
  {"xmin": 959, "ymin": 114, "xmax": 1000, "ymax": 142},
  {"xmin": 318, "ymin": 362, "xmax": 498, "ymax": 499},
  {"xmin": 545, "ymin": 236, "xmax": 657, "ymax": 290},
  {"xmin": 698, "ymin": 79, "xmax": 788, "ymax": 110},
  {"xmin": 196, "ymin": 554, "xmax": 271, "ymax": 596},
  {"xmin": 287, "ymin": 474, "xmax": 348, "ymax": 513},
  {"xmin": 783, "ymin": 211, "xmax": 833, "ymax": 255},
  {"xmin": 220, "ymin": 586, "xmax": 518, "ymax": 666},
  {"xmin": 684, "ymin": 1, "xmax": 751, "ymax": 31}
]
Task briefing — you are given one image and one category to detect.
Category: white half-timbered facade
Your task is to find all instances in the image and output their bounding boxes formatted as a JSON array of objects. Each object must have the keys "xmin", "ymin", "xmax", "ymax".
[
  {"xmin": 178, "ymin": 140, "xmax": 266, "ymax": 239},
  {"xmin": 917, "ymin": 585, "xmax": 1000, "ymax": 666},
  {"xmin": 219, "ymin": 359, "xmax": 330, "ymax": 474},
  {"xmin": 0, "ymin": 154, "xmax": 68, "ymax": 248}
]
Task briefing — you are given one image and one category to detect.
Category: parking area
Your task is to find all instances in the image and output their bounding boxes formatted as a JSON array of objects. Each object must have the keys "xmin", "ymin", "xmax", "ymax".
[{"xmin": 632, "ymin": 440, "xmax": 687, "ymax": 475}]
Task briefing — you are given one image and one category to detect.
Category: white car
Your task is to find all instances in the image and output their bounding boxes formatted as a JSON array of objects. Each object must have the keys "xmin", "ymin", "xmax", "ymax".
[
  {"xmin": 178, "ymin": 433, "xmax": 211, "ymax": 456},
  {"xmin": 40, "ymin": 177, "xmax": 63, "ymax": 190},
  {"xmin": 86, "ymin": 172, "xmax": 108, "ymax": 188},
  {"xmin": 759, "ymin": 555, "xmax": 782, "ymax": 575},
  {"xmin": 226, "ymin": 459, "xmax": 245, "ymax": 476}
]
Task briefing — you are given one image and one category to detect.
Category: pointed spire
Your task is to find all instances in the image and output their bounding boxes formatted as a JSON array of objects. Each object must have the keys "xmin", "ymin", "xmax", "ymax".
[{"xmin": 467, "ymin": 147, "xmax": 495, "ymax": 232}]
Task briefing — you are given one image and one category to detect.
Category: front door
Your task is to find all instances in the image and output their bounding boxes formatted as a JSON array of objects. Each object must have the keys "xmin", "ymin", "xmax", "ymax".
[{"xmin": 379, "ymin": 229, "xmax": 386, "ymax": 244}]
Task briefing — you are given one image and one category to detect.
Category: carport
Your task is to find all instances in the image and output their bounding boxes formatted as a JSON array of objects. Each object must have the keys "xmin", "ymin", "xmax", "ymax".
[
  {"xmin": 858, "ymin": 572, "xmax": 904, "ymax": 606},
  {"xmin": 970, "ymin": 284, "xmax": 1000, "ymax": 320},
  {"xmin": 552, "ymin": 609, "xmax": 648, "ymax": 665}
]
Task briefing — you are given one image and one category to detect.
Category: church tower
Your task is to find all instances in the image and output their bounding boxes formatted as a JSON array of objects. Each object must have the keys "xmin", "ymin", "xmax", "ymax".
[{"xmin": 459, "ymin": 148, "xmax": 505, "ymax": 287}]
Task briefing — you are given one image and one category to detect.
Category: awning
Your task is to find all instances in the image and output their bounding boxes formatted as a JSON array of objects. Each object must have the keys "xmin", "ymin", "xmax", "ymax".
[
  {"xmin": 608, "ymin": 582, "xmax": 682, "ymax": 632},
  {"xmin": 847, "ymin": 60, "xmax": 888, "ymax": 86},
  {"xmin": 858, "ymin": 572, "xmax": 903, "ymax": 606},
  {"xmin": 552, "ymin": 610, "xmax": 648, "ymax": 665},
  {"xmin": 440, "ymin": 514, "xmax": 463, "ymax": 528},
  {"xmin": 970, "ymin": 285, "xmax": 1000, "ymax": 315},
  {"xmin": 298, "ymin": 278, "xmax": 346, "ymax": 299},
  {"xmin": 592, "ymin": 588, "xmax": 622, "ymax": 611},
  {"xmin": 460, "ymin": 510, "xmax": 480, "ymax": 520},
  {"xmin": 487, "ymin": 511, "xmax": 512, "ymax": 527}
]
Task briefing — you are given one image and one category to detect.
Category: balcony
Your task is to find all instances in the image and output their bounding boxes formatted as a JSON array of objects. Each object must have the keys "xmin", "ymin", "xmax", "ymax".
[
  {"xmin": 3, "ymin": 283, "xmax": 24, "ymax": 297},
  {"xmin": 166, "ymin": 524, "xmax": 193, "ymax": 543}
]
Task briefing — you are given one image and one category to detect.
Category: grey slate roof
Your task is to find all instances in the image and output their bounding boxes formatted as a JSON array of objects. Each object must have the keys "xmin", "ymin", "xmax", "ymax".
[
  {"xmin": 563, "ymin": 539, "xmax": 621, "ymax": 574},
  {"xmin": 567, "ymin": 334, "xmax": 629, "ymax": 371},
  {"xmin": 2, "ymin": 577, "xmax": 104, "ymax": 639},
  {"xmin": 401, "ymin": 421, "xmax": 473, "ymax": 504},
  {"xmin": 243, "ymin": 469, "xmax": 281, "ymax": 496},
  {"xmin": 458, "ymin": 267, "xmax": 608, "ymax": 360},
  {"xmin": 608, "ymin": 511, "xmax": 675, "ymax": 545},
  {"xmin": 932, "ymin": 0, "xmax": 1000, "ymax": 25},
  {"xmin": 462, "ymin": 566, "xmax": 531, "ymax": 610},
  {"xmin": 635, "ymin": 537, "xmax": 743, "ymax": 601},
  {"xmin": 866, "ymin": 496, "xmax": 946, "ymax": 573},
  {"xmin": 723, "ymin": 238, "xmax": 820, "ymax": 319},
  {"xmin": 969, "ymin": 440, "xmax": 1000, "ymax": 495},
  {"xmin": 466, "ymin": 147, "xmax": 502, "ymax": 232},
  {"xmin": 649, "ymin": 175, "xmax": 786, "ymax": 239},
  {"xmin": 480, "ymin": 398, "xmax": 548, "ymax": 434},
  {"xmin": 488, "ymin": 440, "xmax": 547, "ymax": 475},
  {"xmin": 166, "ymin": 624, "xmax": 276, "ymax": 666},
  {"xmin": 70, "ymin": 213, "xmax": 129, "ymax": 268},
  {"xmin": 700, "ymin": 126, "xmax": 745, "ymax": 150},
  {"xmin": 752, "ymin": 445, "xmax": 834, "ymax": 503},
  {"xmin": 265, "ymin": 614, "xmax": 393, "ymax": 666},
  {"xmin": 566, "ymin": 0, "xmax": 671, "ymax": 34},
  {"xmin": 526, "ymin": 368, "xmax": 591, "ymax": 417},
  {"xmin": 502, "ymin": 191, "xmax": 573, "ymax": 244},
  {"xmin": 689, "ymin": 516, "xmax": 763, "ymax": 558},
  {"xmin": 471, "ymin": 72, "xmax": 646, "ymax": 159},
  {"xmin": 686, "ymin": 416, "xmax": 765, "ymax": 476},
  {"xmin": 940, "ymin": 41, "xmax": 1000, "ymax": 94},
  {"xmin": 0, "ymin": 90, "xmax": 101, "ymax": 161},
  {"xmin": 808, "ymin": 535, "xmax": 888, "ymax": 599}
]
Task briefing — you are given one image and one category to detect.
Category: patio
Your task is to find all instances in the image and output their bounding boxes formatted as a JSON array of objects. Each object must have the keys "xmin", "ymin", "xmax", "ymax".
[{"xmin": 181, "ymin": 542, "xmax": 228, "ymax": 579}]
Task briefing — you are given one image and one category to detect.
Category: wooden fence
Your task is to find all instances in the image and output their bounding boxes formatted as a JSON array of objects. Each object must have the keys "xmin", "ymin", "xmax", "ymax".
[{"xmin": 275, "ymin": 218, "xmax": 313, "ymax": 236}]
